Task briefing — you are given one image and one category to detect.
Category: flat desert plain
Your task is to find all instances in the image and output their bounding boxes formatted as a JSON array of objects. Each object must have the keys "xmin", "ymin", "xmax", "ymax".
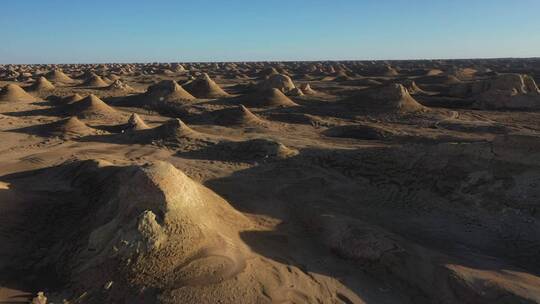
[{"xmin": 1, "ymin": 59, "xmax": 540, "ymax": 303}]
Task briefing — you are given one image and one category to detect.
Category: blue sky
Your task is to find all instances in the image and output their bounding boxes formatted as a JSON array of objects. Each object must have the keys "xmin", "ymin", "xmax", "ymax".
[{"xmin": 1, "ymin": 0, "xmax": 539, "ymax": 63}]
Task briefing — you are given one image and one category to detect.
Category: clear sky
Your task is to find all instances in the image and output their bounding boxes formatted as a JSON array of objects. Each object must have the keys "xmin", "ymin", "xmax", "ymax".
[{"xmin": 1, "ymin": 0, "xmax": 539, "ymax": 63}]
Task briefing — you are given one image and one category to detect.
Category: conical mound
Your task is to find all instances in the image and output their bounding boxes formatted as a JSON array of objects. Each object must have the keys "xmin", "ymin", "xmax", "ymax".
[
  {"xmin": 28, "ymin": 76, "xmax": 55, "ymax": 91},
  {"xmin": 4, "ymin": 160, "xmax": 259, "ymax": 303},
  {"xmin": 0, "ymin": 84, "xmax": 36, "ymax": 102},
  {"xmin": 45, "ymin": 69, "xmax": 74, "ymax": 83},
  {"xmin": 300, "ymin": 83, "xmax": 317, "ymax": 95},
  {"xmin": 124, "ymin": 113, "xmax": 150, "ymax": 131},
  {"xmin": 44, "ymin": 117, "xmax": 95, "ymax": 138},
  {"xmin": 257, "ymin": 73, "xmax": 296, "ymax": 93},
  {"xmin": 383, "ymin": 65, "xmax": 399, "ymax": 76},
  {"xmin": 130, "ymin": 118, "xmax": 222, "ymax": 150},
  {"xmin": 183, "ymin": 73, "xmax": 229, "ymax": 98},
  {"xmin": 153, "ymin": 118, "xmax": 202, "ymax": 141},
  {"xmin": 83, "ymin": 74, "xmax": 109, "ymax": 87},
  {"xmin": 243, "ymin": 88, "xmax": 298, "ymax": 107},
  {"xmin": 347, "ymin": 84, "xmax": 426, "ymax": 113},
  {"xmin": 215, "ymin": 105, "xmax": 267, "ymax": 127},
  {"xmin": 145, "ymin": 80, "xmax": 195, "ymax": 102},
  {"xmin": 106, "ymin": 79, "xmax": 134, "ymax": 92},
  {"xmin": 69, "ymin": 94, "xmax": 120, "ymax": 118}
]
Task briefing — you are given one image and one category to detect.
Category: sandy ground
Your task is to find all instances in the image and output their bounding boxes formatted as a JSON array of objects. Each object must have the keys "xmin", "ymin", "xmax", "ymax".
[{"xmin": 0, "ymin": 60, "xmax": 540, "ymax": 303}]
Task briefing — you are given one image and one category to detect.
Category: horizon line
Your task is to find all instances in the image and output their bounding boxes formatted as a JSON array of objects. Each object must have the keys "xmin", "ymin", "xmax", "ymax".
[{"xmin": 2, "ymin": 56, "xmax": 539, "ymax": 66}]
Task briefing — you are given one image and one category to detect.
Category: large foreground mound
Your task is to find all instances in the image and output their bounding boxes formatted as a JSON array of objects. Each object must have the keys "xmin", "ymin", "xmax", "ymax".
[{"xmin": 0, "ymin": 160, "xmax": 343, "ymax": 303}]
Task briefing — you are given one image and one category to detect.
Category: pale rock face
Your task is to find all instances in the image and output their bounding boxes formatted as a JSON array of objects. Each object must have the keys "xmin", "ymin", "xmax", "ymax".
[
  {"xmin": 78, "ymin": 161, "xmax": 249, "ymax": 273},
  {"xmin": 368, "ymin": 83, "xmax": 410, "ymax": 101},
  {"xmin": 473, "ymin": 74, "xmax": 540, "ymax": 109},
  {"xmin": 145, "ymin": 80, "xmax": 195, "ymax": 102},
  {"xmin": 258, "ymin": 73, "xmax": 296, "ymax": 93},
  {"xmin": 125, "ymin": 113, "xmax": 149, "ymax": 131},
  {"xmin": 31, "ymin": 292, "xmax": 47, "ymax": 304},
  {"xmin": 108, "ymin": 79, "xmax": 132, "ymax": 91},
  {"xmin": 346, "ymin": 83, "xmax": 426, "ymax": 113}
]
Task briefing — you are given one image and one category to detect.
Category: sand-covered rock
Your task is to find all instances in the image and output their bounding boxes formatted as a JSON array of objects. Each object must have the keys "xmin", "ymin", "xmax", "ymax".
[
  {"xmin": 258, "ymin": 73, "xmax": 296, "ymax": 93},
  {"xmin": 123, "ymin": 113, "xmax": 149, "ymax": 131},
  {"xmin": 402, "ymin": 80, "xmax": 428, "ymax": 95},
  {"xmin": 346, "ymin": 83, "xmax": 427, "ymax": 113},
  {"xmin": 473, "ymin": 74, "xmax": 540, "ymax": 109},
  {"xmin": 106, "ymin": 79, "xmax": 135, "ymax": 92}
]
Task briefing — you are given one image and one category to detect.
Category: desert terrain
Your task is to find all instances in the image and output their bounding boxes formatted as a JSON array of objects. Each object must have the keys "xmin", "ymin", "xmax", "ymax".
[{"xmin": 0, "ymin": 59, "xmax": 539, "ymax": 303}]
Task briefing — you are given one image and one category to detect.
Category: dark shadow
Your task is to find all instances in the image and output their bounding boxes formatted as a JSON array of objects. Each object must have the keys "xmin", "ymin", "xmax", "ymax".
[
  {"xmin": 1, "ymin": 107, "xmax": 61, "ymax": 117},
  {"xmin": 204, "ymin": 146, "xmax": 540, "ymax": 283},
  {"xmin": 0, "ymin": 163, "xmax": 122, "ymax": 297}
]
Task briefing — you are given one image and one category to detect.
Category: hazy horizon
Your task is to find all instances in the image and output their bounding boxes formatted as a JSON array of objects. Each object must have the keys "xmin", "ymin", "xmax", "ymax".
[
  {"xmin": 2, "ymin": 56, "xmax": 540, "ymax": 66},
  {"xmin": 2, "ymin": 0, "xmax": 539, "ymax": 64}
]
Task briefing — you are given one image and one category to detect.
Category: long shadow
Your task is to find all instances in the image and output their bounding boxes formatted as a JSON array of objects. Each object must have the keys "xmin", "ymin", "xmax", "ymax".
[
  {"xmin": 0, "ymin": 163, "xmax": 122, "ymax": 298},
  {"xmin": 204, "ymin": 146, "xmax": 540, "ymax": 301},
  {"xmin": 1, "ymin": 107, "xmax": 61, "ymax": 118}
]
